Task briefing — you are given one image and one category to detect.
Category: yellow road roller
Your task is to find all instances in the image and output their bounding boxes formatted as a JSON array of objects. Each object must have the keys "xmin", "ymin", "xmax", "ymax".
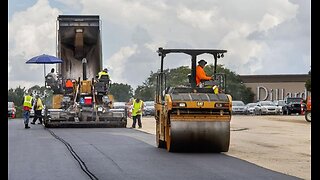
[{"xmin": 155, "ymin": 48, "xmax": 232, "ymax": 152}]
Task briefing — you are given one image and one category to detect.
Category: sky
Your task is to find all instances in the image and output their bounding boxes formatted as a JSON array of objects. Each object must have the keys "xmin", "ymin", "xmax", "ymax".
[{"xmin": 8, "ymin": 0, "xmax": 311, "ymax": 90}]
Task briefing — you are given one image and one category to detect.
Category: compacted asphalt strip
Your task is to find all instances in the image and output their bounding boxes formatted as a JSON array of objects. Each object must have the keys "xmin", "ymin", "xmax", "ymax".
[{"xmin": 8, "ymin": 118, "xmax": 304, "ymax": 180}]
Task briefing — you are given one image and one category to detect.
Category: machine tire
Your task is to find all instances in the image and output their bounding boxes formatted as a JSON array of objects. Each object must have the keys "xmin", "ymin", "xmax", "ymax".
[{"xmin": 305, "ymin": 111, "xmax": 311, "ymax": 122}]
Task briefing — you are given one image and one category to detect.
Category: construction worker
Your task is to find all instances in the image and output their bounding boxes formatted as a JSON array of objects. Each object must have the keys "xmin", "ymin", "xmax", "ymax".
[
  {"xmin": 22, "ymin": 91, "xmax": 34, "ymax": 129},
  {"xmin": 131, "ymin": 98, "xmax": 144, "ymax": 128},
  {"xmin": 65, "ymin": 79, "xmax": 73, "ymax": 88},
  {"xmin": 97, "ymin": 68, "xmax": 110, "ymax": 81},
  {"xmin": 65, "ymin": 79, "xmax": 74, "ymax": 94},
  {"xmin": 31, "ymin": 95, "xmax": 44, "ymax": 125},
  {"xmin": 196, "ymin": 59, "xmax": 213, "ymax": 87},
  {"xmin": 47, "ymin": 68, "xmax": 58, "ymax": 82}
]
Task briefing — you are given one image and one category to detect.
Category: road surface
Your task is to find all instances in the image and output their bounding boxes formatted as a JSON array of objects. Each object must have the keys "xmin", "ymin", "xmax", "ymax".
[{"xmin": 8, "ymin": 117, "xmax": 304, "ymax": 180}]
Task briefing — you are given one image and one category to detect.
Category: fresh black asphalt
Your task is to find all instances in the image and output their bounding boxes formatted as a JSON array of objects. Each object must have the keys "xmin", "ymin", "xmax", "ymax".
[{"xmin": 8, "ymin": 118, "xmax": 301, "ymax": 180}]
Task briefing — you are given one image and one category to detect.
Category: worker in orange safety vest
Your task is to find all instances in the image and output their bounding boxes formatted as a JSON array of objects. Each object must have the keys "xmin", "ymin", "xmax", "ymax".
[{"xmin": 196, "ymin": 59, "xmax": 213, "ymax": 87}]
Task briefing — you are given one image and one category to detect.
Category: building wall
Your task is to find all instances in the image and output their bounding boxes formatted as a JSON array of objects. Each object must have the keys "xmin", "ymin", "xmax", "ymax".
[{"xmin": 239, "ymin": 74, "xmax": 310, "ymax": 102}]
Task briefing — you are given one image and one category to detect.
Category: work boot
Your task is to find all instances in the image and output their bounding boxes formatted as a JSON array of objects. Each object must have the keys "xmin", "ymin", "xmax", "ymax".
[
  {"xmin": 30, "ymin": 122, "xmax": 35, "ymax": 125},
  {"xmin": 25, "ymin": 124, "xmax": 30, "ymax": 129}
]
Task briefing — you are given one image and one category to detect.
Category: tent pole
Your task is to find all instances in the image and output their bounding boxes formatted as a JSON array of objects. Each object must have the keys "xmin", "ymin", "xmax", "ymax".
[{"xmin": 44, "ymin": 64, "xmax": 46, "ymax": 108}]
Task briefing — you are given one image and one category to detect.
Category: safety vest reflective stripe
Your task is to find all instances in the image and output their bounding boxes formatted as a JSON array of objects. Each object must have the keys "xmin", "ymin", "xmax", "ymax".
[
  {"xmin": 132, "ymin": 100, "xmax": 143, "ymax": 116},
  {"xmin": 23, "ymin": 95, "xmax": 33, "ymax": 108}
]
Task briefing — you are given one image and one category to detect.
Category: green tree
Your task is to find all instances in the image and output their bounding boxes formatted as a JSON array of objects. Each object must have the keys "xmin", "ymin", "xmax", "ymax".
[
  {"xmin": 8, "ymin": 86, "xmax": 28, "ymax": 118},
  {"xmin": 133, "ymin": 70, "xmax": 159, "ymax": 101},
  {"xmin": 134, "ymin": 64, "xmax": 254, "ymax": 104},
  {"xmin": 204, "ymin": 64, "xmax": 255, "ymax": 103},
  {"xmin": 28, "ymin": 85, "xmax": 53, "ymax": 107},
  {"xmin": 109, "ymin": 83, "xmax": 133, "ymax": 102},
  {"xmin": 8, "ymin": 85, "xmax": 54, "ymax": 117},
  {"xmin": 8, "ymin": 86, "xmax": 27, "ymax": 106},
  {"xmin": 134, "ymin": 67, "xmax": 190, "ymax": 101}
]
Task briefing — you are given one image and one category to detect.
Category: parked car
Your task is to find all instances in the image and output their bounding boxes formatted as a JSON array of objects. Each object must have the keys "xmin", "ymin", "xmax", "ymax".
[
  {"xmin": 8, "ymin": 102, "xmax": 16, "ymax": 119},
  {"xmin": 273, "ymin": 100, "xmax": 286, "ymax": 115},
  {"xmin": 282, "ymin": 97, "xmax": 304, "ymax": 115},
  {"xmin": 112, "ymin": 102, "xmax": 128, "ymax": 117},
  {"xmin": 254, "ymin": 101, "xmax": 281, "ymax": 115},
  {"xmin": 113, "ymin": 102, "xmax": 127, "ymax": 109},
  {"xmin": 143, "ymin": 101, "xmax": 155, "ymax": 116},
  {"xmin": 244, "ymin": 103, "xmax": 257, "ymax": 115},
  {"xmin": 232, "ymin": 100, "xmax": 246, "ymax": 114}
]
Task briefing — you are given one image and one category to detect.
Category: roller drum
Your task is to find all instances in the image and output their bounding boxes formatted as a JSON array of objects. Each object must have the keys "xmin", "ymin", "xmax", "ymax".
[{"xmin": 168, "ymin": 121, "xmax": 230, "ymax": 152}]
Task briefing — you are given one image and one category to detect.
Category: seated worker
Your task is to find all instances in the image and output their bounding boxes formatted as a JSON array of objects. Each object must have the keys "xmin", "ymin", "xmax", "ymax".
[
  {"xmin": 46, "ymin": 68, "xmax": 58, "ymax": 82},
  {"xmin": 196, "ymin": 59, "xmax": 213, "ymax": 87},
  {"xmin": 97, "ymin": 68, "xmax": 110, "ymax": 82},
  {"xmin": 46, "ymin": 68, "xmax": 61, "ymax": 93}
]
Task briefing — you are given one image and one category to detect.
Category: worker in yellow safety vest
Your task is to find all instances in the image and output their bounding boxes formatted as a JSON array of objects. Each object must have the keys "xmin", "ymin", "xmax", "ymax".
[
  {"xmin": 131, "ymin": 98, "xmax": 144, "ymax": 128},
  {"xmin": 31, "ymin": 95, "xmax": 44, "ymax": 125},
  {"xmin": 22, "ymin": 92, "xmax": 34, "ymax": 129},
  {"xmin": 97, "ymin": 68, "xmax": 110, "ymax": 81}
]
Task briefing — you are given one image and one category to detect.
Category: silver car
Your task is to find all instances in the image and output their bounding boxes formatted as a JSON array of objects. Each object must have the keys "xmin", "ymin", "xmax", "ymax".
[
  {"xmin": 232, "ymin": 101, "xmax": 246, "ymax": 114},
  {"xmin": 255, "ymin": 101, "xmax": 281, "ymax": 115},
  {"xmin": 273, "ymin": 100, "xmax": 286, "ymax": 115},
  {"xmin": 143, "ymin": 101, "xmax": 155, "ymax": 116},
  {"xmin": 244, "ymin": 103, "xmax": 257, "ymax": 115}
]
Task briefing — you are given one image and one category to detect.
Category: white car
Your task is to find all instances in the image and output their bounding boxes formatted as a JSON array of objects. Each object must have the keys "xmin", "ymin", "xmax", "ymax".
[
  {"xmin": 244, "ymin": 103, "xmax": 257, "ymax": 115},
  {"xmin": 273, "ymin": 100, "xmax": 286, "ymax": 115},
  {"xmin": 143, "ymin": 101, "xmax": 155, "ymax": 116},
  {"xmin": 232, "ymin": 101, "xmax": 246, "ymax": 114},
  {"xmin": 8, "ymin": 102, "xmax": 16, "ymax": 119},
  {"xmin": 113, "ymin": 102, "xmax": 127, "ymax": 110},
  {"xmin": 254, "ymin": 101, "xmax": 281, "ymax": 115}
]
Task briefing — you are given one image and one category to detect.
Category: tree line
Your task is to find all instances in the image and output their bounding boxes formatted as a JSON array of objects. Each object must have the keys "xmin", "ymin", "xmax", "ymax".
[{"xmin": 8, "ymin": 65, "xmax": 311, "ymax": 118}]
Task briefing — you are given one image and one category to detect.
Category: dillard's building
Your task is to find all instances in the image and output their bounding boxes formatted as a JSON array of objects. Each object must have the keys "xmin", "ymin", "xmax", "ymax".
[{"xmin": 239, "ymin": 74, "xmax": 310, "ymax": 102}]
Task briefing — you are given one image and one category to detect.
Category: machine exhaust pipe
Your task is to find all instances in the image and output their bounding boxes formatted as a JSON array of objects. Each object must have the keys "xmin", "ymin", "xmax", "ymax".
[{"xmin": 82, "ymin": 58, "xmax": 87, "ymax": 80}]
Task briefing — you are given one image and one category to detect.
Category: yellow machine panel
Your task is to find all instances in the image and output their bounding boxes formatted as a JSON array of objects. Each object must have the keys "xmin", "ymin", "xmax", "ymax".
[
  {"xmin": 52, "ymin": 94, "xmax": 64, "ymax": 109},
  {"xmin": 80, "ymin": 80, "xmax": 92, "ymax": 94}
]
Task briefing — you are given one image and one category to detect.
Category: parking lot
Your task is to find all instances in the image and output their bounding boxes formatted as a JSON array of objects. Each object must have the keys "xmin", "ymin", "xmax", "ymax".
[{"xmin": 131, "ymin": 114, "xmax": 311, "ymax": 180}]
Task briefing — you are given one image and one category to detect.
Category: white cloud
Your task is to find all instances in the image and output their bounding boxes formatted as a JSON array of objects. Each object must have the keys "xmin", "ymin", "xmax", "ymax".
[
  {"xmin": 106, "ymin": 45, "xmax": 138, "ymax": 84},
  {"xmin": 8, "ymin": 0, "xmax": 311, "ymax": 90},
  {"xmin": 176, "ymin": 6, "xmax": 217, "ymax": 29},
  {"xmin": 9, "ymin": 0, "xmax": 61, "ymax": 89}
]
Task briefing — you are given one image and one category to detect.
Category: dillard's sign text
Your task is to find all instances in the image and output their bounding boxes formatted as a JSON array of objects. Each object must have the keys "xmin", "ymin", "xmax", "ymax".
[{"xmin": 257, "ymin": 86, "xmax": 308, "ymax": 101}]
